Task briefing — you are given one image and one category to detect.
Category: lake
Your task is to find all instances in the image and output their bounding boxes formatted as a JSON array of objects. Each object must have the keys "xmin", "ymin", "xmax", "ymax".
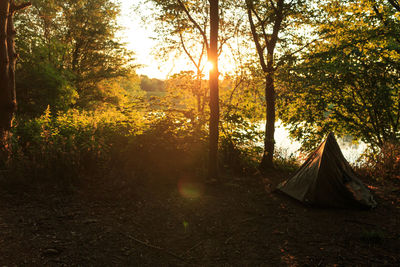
[{"xmin": 271, "ymin": 121, "xmax": 366, "ymax": 164}]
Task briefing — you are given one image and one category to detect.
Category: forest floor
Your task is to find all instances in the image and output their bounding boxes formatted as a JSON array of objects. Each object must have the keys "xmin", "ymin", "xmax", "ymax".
[{"xmin": 0, "ymin": 169, "xmax": 398, "ymax": 266}]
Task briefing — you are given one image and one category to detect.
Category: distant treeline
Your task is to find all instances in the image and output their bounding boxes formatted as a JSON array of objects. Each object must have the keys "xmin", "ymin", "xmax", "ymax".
[{"xmin": 140, "ymin": 75, "xmax": 165, "ymax": 92}]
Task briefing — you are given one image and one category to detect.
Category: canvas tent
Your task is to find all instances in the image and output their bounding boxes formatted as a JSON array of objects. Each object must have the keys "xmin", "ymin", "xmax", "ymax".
[{"xmin": 277, "ymin": 133, "xmax": 377, "ymax": 209}]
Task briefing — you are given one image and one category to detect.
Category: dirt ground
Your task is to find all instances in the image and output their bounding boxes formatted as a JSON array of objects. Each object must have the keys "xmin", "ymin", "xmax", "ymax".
[{"xmin": 0, "ymin": 170, "xmax": 398, "ymax": 266}]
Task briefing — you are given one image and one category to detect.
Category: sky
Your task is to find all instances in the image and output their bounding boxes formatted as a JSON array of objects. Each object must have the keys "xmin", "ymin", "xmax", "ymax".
[
  {"xmin": 117, "ymin": 1, "xmax": 160, "ymax": 78},
  {"xmin": 117, "ymin": 0, "xmax": 193, "ymax": 80},
  {"xmin": 117, "ymin": 0, "xmax": 237, "ymax": 80}
]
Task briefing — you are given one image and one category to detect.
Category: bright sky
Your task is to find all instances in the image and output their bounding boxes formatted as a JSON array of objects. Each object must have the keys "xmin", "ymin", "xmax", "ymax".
[
  {"xmin": 117, "ymin": 1, "xmax": 159, "ymax": 78},
  {"xmin": 117, "ymin": 0, "xmax": 238, "ymax": 80},
  {"xmin": 117, "ymin": 0, "xmax": 193, "ymax": 80}
]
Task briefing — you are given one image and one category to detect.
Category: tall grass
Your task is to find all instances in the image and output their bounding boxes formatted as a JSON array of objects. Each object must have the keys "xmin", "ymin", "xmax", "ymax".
[
  {"xmin": 4, "ymin": 107, "xmax": 210, "ymax": 184},
  {"xmin": 5, "ymin": 106, "xmax": 145, "ymax": 182}
]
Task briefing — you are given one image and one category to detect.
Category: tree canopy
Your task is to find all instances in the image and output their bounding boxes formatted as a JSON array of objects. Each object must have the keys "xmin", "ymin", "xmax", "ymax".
[
  {"xmin": 15, "ymin": 0, "xmax": 135, "ymax": 115},
  {"xmin": 277, "ymin": 0, "xmax": 400, "ymax": 150}
]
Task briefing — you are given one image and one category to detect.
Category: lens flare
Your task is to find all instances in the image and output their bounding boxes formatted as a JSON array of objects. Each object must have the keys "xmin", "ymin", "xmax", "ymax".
[
  {"xmin": 178, "ymin": 178, "xmax": 204, "ymax": 199},
  {"xmin": 183, "ymin": 221, "xmax": 189, "ymax": 233}
]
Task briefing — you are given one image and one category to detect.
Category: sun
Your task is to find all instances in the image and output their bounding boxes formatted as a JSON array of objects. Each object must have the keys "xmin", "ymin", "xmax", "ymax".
[{"xmin": 205, "ymin": 61, "xmax": 214, "ymax": 72}]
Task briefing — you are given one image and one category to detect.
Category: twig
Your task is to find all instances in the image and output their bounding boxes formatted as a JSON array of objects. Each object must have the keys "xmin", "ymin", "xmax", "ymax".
[
  {"xmin": 12, "ymin": 2, "xmax": 32, "ymax": 12},
  {"xmin": 182, "ymin": 241, "xmax": 203, "ymax": 256},
  {"xmin": 126, "ymin": 234, "xmax": 187, "ymax": 263},
  {"xmin": 239, "ymin": 216, "xmax": 260, "ymax": 224},
  {"xmin": 224, "ymin": 235, "xmax": 234, "ymax": 244}
]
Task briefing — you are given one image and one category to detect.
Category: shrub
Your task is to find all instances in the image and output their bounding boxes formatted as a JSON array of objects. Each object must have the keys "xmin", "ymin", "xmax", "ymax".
[
  {"xmin": 7, "ymin": 106, "xmax": 144, "ymax": 182},
  {"xmin": 120, "ymin": 111, "xmax": 208, "ymax": 180},
  {"xmin": 358, "ymin": 142, "xmax": 400, "ymax": 181},
  {"xmin": 220, "ymin": 115, "xmax": 264, "ymax": 175},
  {"xmin": 273, "ymin": 147, "xmax": 300, "ymax": 172}
]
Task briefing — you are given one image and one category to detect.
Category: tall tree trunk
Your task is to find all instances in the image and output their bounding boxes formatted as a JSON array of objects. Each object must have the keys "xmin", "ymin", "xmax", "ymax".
[
  {"xmin": 246, "ymin": 0, "xmax": 284, "ymax": 171},
  {"xmin": 208, "ymin": 0, "xmax": 219, "ymax": 179},
  {"xmin": 0, "ymin": 0, "xmax": 31, "ymax": 147},
  {"xmin": 260, "ymin": 66, "xmax": 275, "ymax": 170},
  {"xmin": 0, "ymin": 1, "xmax": 12, "ymax": 146},
  {"xmin": 7, "ymin": 1, "xmax": 18, "ymax": 125}
]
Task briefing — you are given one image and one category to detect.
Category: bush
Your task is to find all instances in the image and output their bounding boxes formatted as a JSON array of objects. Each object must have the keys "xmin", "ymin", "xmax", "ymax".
[
  {"xmin": 273, "ymin": 147, "xmax": 300, "ymax": 172},
  {"xmin": 220, "ymin": 115, "xmax": 264, "ymax": 175},
  {"xmin": 6, "ymin": 106, "xmax": 145, "ymax": 182},
  {"xmin": 3, "ymin": 102, "xmax": 308, "ymax": 185},
  {"xmin": 358, "ymin": 142, "xmax": 400, "ymax": 181},
  {"xmin": 120, "ymin": 112, "xmax": 208, "ymax": 180},
  {"xmin": 2, "ymin": 107, "xmax": 211, "ymax": 186}
]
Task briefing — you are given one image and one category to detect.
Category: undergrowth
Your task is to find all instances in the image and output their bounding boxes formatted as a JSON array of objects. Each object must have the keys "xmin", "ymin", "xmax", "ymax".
[
  {"xmin": 5, "ymin": 107, "xmax": 143, "ymax": 183},
  {"xmin": 356, "ymin": 142, "xmax": 400, "ymax": 181},
  {"xmin": 3, "ymin": 107, "xmax": 210, "ymax": 185},
  {"xmin": 2, "ymin": 105, "xmax": 397, "ymax": 187}
]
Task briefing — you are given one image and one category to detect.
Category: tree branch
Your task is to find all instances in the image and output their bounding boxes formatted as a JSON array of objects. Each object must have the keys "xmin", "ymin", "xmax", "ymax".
[
  {"xmin": 197, "ymin": 41, "xmax": 205, "ymax": 70},
  {"xmin": 372, "ymin": 2, "xmax": 400, "ymax": 44},
  {"xmin": 179, "ymin": 31, "xmax": 199, "ymax": 69},
  {"xmin": 269, "ymin": 0, "xmax": 277, "ymax": 13},
  {"xmin": 176, "ymin": 0, "xmax": 209, "ymax": 51},
  {"xmin": 251, "ymin": 5, "xmax": 269, "ymax": 49},
  {"xmin": 11, "ymin": 1, "xmax": 31, "ymax": 13},
  {"xmin": 276, "ymin": 37, "xmax": 322, "ymax": 69},
  {"xmin": 269, "ymin": 0, "xmax": 284, "ymax": 52},
  {"xmin": 388, "ymin": 0, "xmax": 400, "ymax": 12},
  {"xmin": 246, "ymin": 0, "xmax": 267, "ymax": 72}
]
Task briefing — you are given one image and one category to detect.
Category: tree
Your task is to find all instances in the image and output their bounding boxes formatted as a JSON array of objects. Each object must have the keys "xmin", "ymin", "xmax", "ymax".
[
  {"xmin": 245, "ymin": 0, "xmax": 282, "ymax": 170},
  {"xmin": 0, "ymin": 0, "xmax": 31, "ymax": 145},
  {"xmin": 209, "ymin": 0, "xmax": 219, "ymax": 179},
  {"xmin": 147, "ymin": 0, "xmax": 222, "ymax": 179},
  {"xmin": 164, "ymin": 71, "xmax": 206, "ymax": 114},
  {"xmin": 388, "ymin": 0, "xmax": 400, "ymax": 12},
  {"xmin": 277, "ymin": 0, "xmax": 400, "ymax": 151},
  {"xmin": 145, "ymin": 0, "xmax": 210, "ymax": 118},
  {"xmin": 60, "ymin": 0, "xmax": 132, "ymax": 93},
  {"xmin": 245, "ymin": 0, "xmax": 309, "ymax": 170},
  {"xmin": 145, "ymin": 0, "xmax": 241, "ymax": 119},
  {"xmin": 14, "ymin": 0, "xmax": 133, "ymax": 114}
]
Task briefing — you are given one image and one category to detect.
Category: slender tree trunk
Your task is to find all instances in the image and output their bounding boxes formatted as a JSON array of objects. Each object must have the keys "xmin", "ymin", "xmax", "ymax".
[
  {"xmin": 7, "ymin": 1, "xmax": 18, "ymax": 123},
  {"xmin": 208, "ymin": 0, "xmax": 219, "ymax": 179},
  {"xmin": 246, "ymin": 0, "xmax": 283, "ymax": 171},
  {"xmin": 0, "ymin": 1, "xmax": 12, "ymax": 146},
  {"xmin": 0, "ymin": 0, "xmax": 31, "ymax": 147},
  {"xmin": 260, "ymin": 67, "xmax": 275, "ymax": 170}
]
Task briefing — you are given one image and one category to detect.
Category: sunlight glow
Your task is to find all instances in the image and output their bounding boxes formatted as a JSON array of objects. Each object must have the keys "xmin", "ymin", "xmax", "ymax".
[
  {"xmin": 119, "ymin": 0, "xmax": 238, "ymax": 79},
  {"xmin": 205, "ymin": 61, "xmax": 214, "ymax": 72}
]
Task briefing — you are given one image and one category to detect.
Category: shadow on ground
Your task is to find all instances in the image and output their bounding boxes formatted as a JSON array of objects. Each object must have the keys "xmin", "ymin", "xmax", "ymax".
[{"xmin": 0, "ymin": 170, "xmax": 398, "ymax": 266}]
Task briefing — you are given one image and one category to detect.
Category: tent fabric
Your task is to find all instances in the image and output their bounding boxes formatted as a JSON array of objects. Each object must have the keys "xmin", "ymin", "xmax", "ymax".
[{"xmin": 277, "ymin": 133, "xmax": 377, "ymax": 209}]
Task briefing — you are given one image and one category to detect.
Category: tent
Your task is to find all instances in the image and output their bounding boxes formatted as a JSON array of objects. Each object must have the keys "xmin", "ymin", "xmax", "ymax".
[{"xmin": 277, "ymin": 133, "xmax": 377, "ymax": 209}]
